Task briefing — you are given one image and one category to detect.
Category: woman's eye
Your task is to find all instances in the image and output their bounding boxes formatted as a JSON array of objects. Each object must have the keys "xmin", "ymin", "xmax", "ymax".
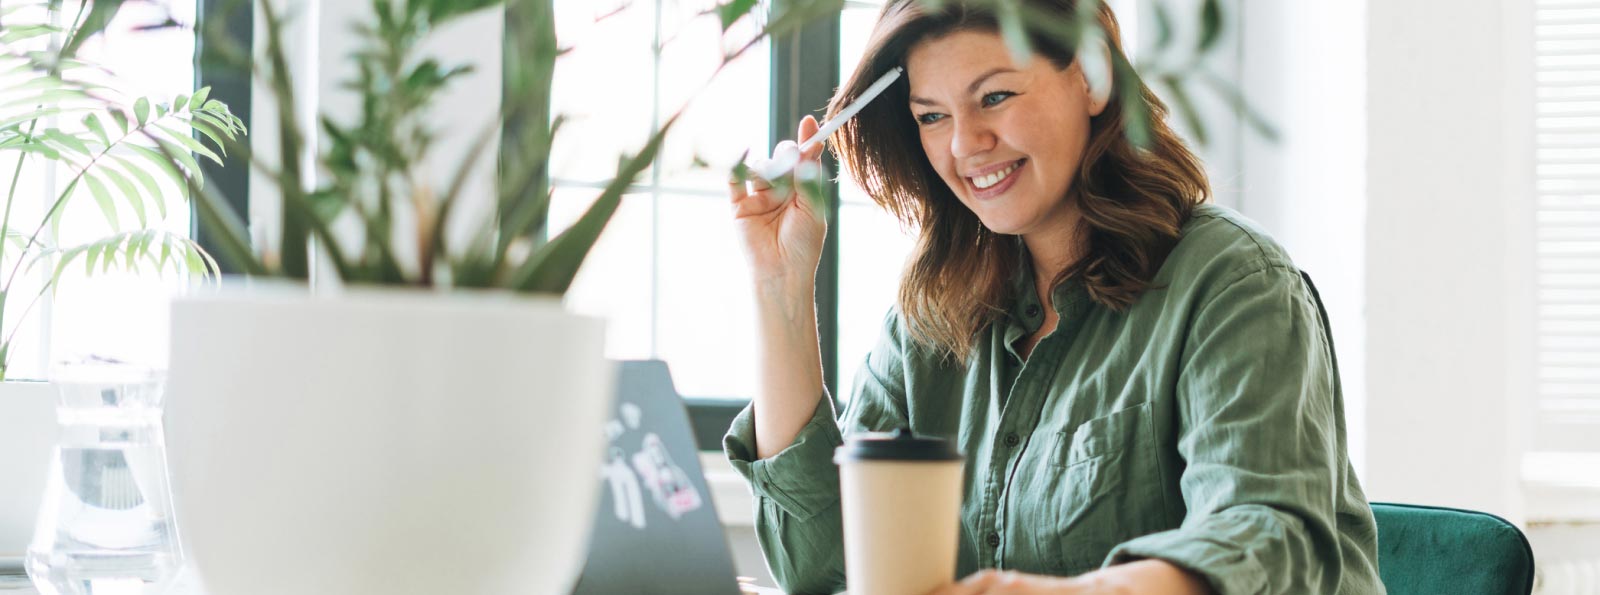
[
  {"xmin": 916, "ymin": 112, "xmax": 946, "ymax": 125},
  {"xmin": 982, "ymin": 91, "xmax": 1016, "ymax": 107}
]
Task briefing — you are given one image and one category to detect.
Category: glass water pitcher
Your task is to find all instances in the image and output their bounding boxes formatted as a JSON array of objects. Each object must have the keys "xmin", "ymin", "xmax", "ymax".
[{"xmin": 25, "ymin": 362, "xmax": 183, "ymax": 595}]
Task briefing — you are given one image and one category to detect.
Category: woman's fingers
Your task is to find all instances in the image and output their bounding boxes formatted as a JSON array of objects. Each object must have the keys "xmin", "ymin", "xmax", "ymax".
[
  {"xmin": 797, "ymin": 114, "xmax": 824, "ymax": 162},
  {"xmin": 925, "ymin": 570, "xmax": 1001, "ymax": 595}
]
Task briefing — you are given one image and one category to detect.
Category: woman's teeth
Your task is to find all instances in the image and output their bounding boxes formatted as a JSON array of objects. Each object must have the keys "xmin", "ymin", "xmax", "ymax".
[{"xmin": 972, "ymin": 161, "xmax": 1021, "ymax": 190}]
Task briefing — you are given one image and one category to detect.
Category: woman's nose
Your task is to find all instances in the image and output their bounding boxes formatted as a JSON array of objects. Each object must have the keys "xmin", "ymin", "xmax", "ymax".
[{"xmin": 950, "ymin": 116, "xmax": 996, "ymax": 160}]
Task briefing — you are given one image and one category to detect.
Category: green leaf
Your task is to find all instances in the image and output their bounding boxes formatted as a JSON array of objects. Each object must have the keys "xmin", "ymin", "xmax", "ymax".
[
  {"xmin": 154, "ymin": 123, "xmax": 222, "ymax": 164},
  {"xmin": 1161, "ymin": 75, "xmax": 1207, "ymax": 146},
  {"xmin": 157, "ymin": 241, "xmax": 172, "ymax": 272},
  {"xmin": 95, "ymin": 163, "xmax": 147, "ymax": 227},
  {"xmin": 0, "ymin": 24, "xmax": 59, "ymax": 44},
  {"xmin": 1153, "ymin": 3, "xmax": 1174, "ymax": 54},
  {"xmin": 1198, "ymin": 0, "xmax": 1223, "ymax": 55},
  {"xmin": 1113, "ymin": 55, "xmax": 1152, "ymax": 149},
  {"xmin": 109, "ymin": 110, "xmax": 129, "ymax": 134},
  {"xmin": 103, "ymin": 241, "xmax": 117, "ymax": 273},
  {"xmin": 125, "ymin": 231, "xmax": 145, "ymax": 270},
  {"xmin": 85, "ymin": 244, "xmax": 102, "ymax": 275},
  {"xmin": 13, "ymin": 140, "xmax": 61, "ymax": 160},
  {"xmin": 153, "ymin": 138, "xmax": 203, "ymax": 187},
  {"xmin": 42, "ymin": 129, "xmax": 90, "ymax": 156},
  {"xmin": 134, "ymin": 97, "xmax": 150, "ymax": 126},
  {"xmin": 108, "ymin": 155, "xmax": 167, "ymax": 219},
  {"xmin": 83, "ymin": 114, "xmax": 111, "ymax": 147},
  {"xmin": 184, "ymin": 243, "xmax": 203, "ymax": 274},
  {"xmin": 995, "ymin": 0, "xmax": 1032, "ymax": 66},
  {"xmin": 718, "ymin": 0, "xmax": 760, "ymax": 31},
  {"xmin": 125, "ymin": 144, "xmax": 188, "ymax": 203},
  {"xmin": 190, "ymin": 86, "xmax": 211, "ymax": 110},
  {"xmin": 2, "ymin": 89, "xmax": 90, "ymax": 109},
  {"xmin": 187, "ymin": 117, "xmax": 230, "ymax": 157},
  {"xmin": 82, "ymin": 173, "xmax": 121, "ymax": 229},
  {"xmin": 60, "ymin": 0, "xmax": 128, "ymax": 61},
  {"xmin": 512, "ymin": 115, "xmax": 678, "ymax": 294},
  {"xmin": 0, "ymin": 107, "xmax": 65, "ymax": 131},
  {"xmin": 49, "ymin": 178, "xmax": 79, "ymax": 241}
]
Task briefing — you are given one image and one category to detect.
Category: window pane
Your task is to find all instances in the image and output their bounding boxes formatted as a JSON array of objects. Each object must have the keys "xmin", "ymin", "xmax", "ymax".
[
  {"xmin": 551, "ymin": 1, "xmax": 657, "ymax": 184},
  {"xmin": 658, "ymin": 0, "xmax": 769, "ymax": 191},
  {"xmin": 837, "ymin": 3, "xmax": 918, "ymax": 399},
  {"xmin": 655, "ymin": 195, "xmax": 758, "ymax": 399},
  {"xmin": 550, "ymin": 189, "xmax": 656, "ymax": 361},
  {"xmin": 836, "ymin": 202, "xmax": 916, "ymax": 400}
]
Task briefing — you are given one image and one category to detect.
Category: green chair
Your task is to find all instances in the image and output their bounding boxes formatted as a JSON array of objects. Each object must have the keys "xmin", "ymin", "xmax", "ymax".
[{"xmin": 1371, "ymin": 502, "xmax": 1536, "ymax": 595}]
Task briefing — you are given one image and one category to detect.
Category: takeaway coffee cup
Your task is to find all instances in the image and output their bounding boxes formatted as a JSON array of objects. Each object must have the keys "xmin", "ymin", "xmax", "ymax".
[{"xmin": 834, "ymin": 428, "xmax": 964, "ymax": 595}]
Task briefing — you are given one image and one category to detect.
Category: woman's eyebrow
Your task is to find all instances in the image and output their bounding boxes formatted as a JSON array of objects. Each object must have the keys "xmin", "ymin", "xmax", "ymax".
[{"xmin": 908, "ymin": 67, "xmax": 1019, "ymax": 106}]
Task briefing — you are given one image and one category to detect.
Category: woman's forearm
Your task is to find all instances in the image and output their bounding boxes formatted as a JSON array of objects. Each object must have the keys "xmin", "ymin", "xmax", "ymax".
[
  {"xmin": 751, "ymin": 275, "xmax": 827, "ymax": 460},
  {"xmin": 1078, "ymin": 559, "xmax": 1214, "ymax": 595}
]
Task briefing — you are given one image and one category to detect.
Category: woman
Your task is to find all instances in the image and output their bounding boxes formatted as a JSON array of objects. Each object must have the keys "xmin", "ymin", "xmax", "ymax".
[{"xmin": 724, "ymin": 1, "xmax": 1384, "ymax": 594}]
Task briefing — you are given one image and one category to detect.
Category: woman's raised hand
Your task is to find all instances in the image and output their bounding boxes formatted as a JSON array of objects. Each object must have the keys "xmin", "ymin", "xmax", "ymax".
[{"xmin": 729, "ymin": 115, "xmax": 828, "ymax": 293}]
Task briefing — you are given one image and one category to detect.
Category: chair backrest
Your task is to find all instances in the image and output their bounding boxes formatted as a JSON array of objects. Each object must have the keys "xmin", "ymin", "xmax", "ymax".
[{"xmin": 1371, "ymin": 502, "xmax": 1535, "ymax": 595}]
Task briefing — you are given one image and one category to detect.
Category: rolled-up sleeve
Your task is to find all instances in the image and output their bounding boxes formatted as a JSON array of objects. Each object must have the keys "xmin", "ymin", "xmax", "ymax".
[
  {"xmin": 1106, "ymin": 265, "xmax": 1350, "ymax": 594},
  {"xmin": 723, "ymin": 310, "xmax": 913, "ymax": 595}
]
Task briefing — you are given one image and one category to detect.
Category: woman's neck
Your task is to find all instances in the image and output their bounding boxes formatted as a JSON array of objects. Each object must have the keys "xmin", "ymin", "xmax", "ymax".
[{"xmin": 1021, "ymin": 208, "xmax": 1087, "ymax": 297}]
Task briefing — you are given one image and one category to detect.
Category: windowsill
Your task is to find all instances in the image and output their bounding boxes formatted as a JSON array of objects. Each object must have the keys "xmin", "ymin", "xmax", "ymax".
[
  {"xmin": 1524, "ymin": 452, "xmax": 1600, "ymax": 525},
  {"xmin": 700, "ymin": 452, "xmax": 756, "ymax": 528}
]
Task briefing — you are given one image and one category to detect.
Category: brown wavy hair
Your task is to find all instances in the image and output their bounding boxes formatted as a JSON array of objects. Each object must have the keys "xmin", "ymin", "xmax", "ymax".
[{"xmin": 827, "ymin": 0, "xmax": 1211, "ymax": 362}]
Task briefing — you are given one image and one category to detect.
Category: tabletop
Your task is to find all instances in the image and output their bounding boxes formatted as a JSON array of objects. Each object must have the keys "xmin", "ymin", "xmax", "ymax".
[{"xmin": 0, "ymin": 572, "xmax": 789, "ymax": 595}]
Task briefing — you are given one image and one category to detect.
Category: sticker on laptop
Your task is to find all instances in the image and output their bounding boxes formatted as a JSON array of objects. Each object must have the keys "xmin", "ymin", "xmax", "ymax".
[
  {"xmin": 600, "ymin": 446, "xmax": 647, "ymax": 529},
  {"xmin": 631, "ymin": 433, "xmax": 703, "ymax": 519}
]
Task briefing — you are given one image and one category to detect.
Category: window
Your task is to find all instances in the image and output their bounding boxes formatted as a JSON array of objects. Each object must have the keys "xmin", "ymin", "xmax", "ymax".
[
  {"xmin": 0, "ymin": 1, "xmax": 200, "ymax": 380},
  {"xmin": 1533, "ymin": 0, "xmax": 1600, "ymax": 453},
  {"xmin": 548, "ymin": 0, "xmax": 772, "ymax": 401}
]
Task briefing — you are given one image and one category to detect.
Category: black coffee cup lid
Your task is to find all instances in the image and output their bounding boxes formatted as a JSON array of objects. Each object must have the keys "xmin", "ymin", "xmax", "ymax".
[{"xmin": 834, "ymin": 428, "xmax": 963, "ymax": 463}]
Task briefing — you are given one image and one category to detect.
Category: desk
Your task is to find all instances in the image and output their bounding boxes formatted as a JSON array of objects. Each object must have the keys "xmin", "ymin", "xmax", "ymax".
[{"xmin": 0, "ymin": 574, "xmax": 788, "ymax": 595}]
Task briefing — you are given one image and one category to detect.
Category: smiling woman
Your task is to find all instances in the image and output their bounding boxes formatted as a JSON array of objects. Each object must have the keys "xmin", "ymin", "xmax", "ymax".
[
  {"xmin": 830, "ymin": 1, "xmax": 1207, "ymax": 363},
  {"xmin": 722, "ymin": 1, "xmax": 1386, "ymax": 594}
]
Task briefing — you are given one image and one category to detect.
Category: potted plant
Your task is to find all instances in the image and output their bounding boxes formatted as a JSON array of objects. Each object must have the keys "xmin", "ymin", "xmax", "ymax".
[
  {"xmin": 0, "ymin": 1, "xmax": 243, "ymax": 379},
  {"xmin": 87, "ymin": 0, "xmax": 1249, "ymax": 594},
  {"xmin": 0, "ymin": 3, "xmax": 244, "ymax": 590}
]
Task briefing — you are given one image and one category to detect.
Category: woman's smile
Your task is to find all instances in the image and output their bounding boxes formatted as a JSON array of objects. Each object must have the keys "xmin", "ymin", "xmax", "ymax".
[{"xmin": 966, "ymin": 158, "xmax": 1027, "ymax": 199}]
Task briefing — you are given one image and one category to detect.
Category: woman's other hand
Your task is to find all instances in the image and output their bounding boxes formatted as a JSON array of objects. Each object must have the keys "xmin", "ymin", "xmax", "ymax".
[
  {"xmin": 927, "ymin": 560, "xmax": 1213, "ymax": 595},
  {"xmin": 729, "ymin": 115, "xmax": 828, "ymax": 292}
]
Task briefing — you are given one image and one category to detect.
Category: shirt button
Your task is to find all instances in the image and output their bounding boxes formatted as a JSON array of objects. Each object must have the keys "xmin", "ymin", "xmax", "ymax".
[
  {"xmin": 987, "ymin": 532, "xmax": 1001, "ymax": 548},
  {"xmin": 1025, "ymin": 305, "xmax": 1040, "ymax": 317},
  {"xmin": 1004, "ymin": 433, "xmax": 1020, "ymax": 448}
]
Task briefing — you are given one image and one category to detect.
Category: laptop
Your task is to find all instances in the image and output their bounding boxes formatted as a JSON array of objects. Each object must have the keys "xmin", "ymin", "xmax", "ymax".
[{"xmin": 572, "ymin": 360, "xmax": 776, "ymax": 595}]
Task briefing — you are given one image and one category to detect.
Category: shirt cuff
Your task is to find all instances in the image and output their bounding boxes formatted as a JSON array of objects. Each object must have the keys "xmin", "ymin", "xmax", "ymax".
[
  {"xmin": 722, "ymin": 394, "xmax": 844, "ymax": 521},
  {"xmin": 1104, "ymin": 527, "xmax": 1269, "ymax": 595}
]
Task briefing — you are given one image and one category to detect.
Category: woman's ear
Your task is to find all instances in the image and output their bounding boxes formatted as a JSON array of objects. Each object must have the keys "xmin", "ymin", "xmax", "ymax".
[{"xmin": 1077, "ymin": 37, "xmax": 1113, "ymax": 117}]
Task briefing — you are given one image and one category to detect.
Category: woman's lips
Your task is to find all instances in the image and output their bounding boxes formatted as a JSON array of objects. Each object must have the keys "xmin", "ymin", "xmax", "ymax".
[{"xmin": 968, "ymin": 159, "xmax": 1026, "ymax": 200}]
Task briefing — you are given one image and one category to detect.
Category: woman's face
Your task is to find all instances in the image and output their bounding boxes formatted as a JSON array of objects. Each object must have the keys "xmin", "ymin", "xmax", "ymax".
[{"xmin": 905, "ymin": 29, "xmax": 1104, "ymax": 238}]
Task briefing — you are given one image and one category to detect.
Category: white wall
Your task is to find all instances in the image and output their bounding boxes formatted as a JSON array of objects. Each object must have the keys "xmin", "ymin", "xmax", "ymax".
[
  {"xmin": 0, "ymin": 383, "xmax": 57, "ymax": 556},
  {"xmin": 1227, "ymin": 0, "xmax": 1370, "ymax": 476},
  {"xmin": 1141, "ymin": 0, "xmax": 1370, "ymax": 476},
  {"xmin": 1363, "ymin": 0, "xmax": 1535, "ymax": 521}
]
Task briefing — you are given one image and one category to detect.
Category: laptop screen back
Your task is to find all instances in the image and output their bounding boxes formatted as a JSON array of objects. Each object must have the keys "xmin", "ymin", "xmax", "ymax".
[{"xmin": 570, "ymin": 360, "xmax": 741, "ymax": 595}]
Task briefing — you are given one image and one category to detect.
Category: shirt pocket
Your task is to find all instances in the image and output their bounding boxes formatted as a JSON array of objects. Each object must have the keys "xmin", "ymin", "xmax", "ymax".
[{"xmin": 1031, "ymin": 402, "xmax": 1165, "ymax": 574}]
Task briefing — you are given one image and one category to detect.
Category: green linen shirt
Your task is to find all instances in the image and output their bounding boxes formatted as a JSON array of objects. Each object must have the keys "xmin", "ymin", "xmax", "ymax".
[{"xmin": 723, "ymin": 204, "xmax": 1385, "ymax": 595}]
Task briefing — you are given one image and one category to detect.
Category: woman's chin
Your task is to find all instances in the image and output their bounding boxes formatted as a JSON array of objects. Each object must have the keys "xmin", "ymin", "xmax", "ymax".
[{"xmin": 978, "ymin": 219, "xmax": 1027, "ymax": 236}]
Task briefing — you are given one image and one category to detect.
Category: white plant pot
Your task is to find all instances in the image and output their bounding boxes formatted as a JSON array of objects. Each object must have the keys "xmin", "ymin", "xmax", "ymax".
[{"xmin": 164, "ymin": 286, "xmax": 612, "ymax": 595}]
